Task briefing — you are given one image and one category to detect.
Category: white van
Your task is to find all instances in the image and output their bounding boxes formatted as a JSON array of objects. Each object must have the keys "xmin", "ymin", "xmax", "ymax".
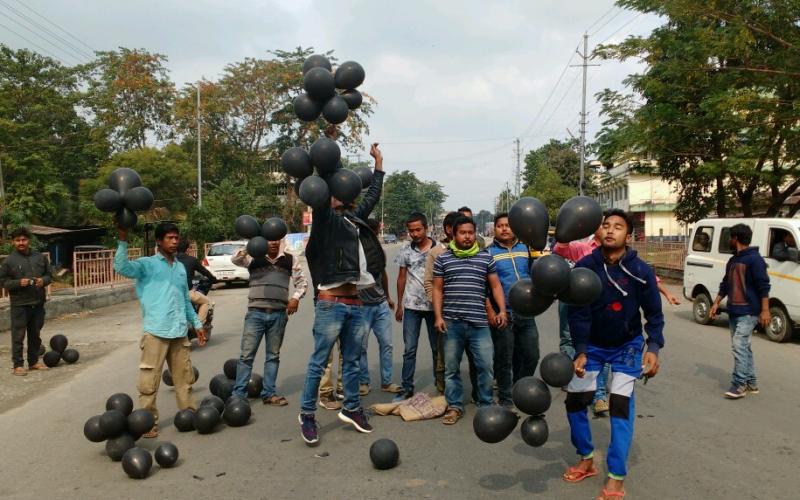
[{"xmin": 683, "ymin": 218, "xmax": 800, "ymax": 342}]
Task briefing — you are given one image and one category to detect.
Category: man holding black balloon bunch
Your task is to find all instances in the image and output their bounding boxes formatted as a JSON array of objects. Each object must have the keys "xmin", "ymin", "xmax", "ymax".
[
  {"xmin": 299, "ymin": 140, "xmax": 384, "ymax": 446},
  {"xmin": 563, "ymin": 209, "xmax": 664, "ymax": 500},
  {"xmin": 115, "ymin": 222, "xmax": 205, "ymax": 438}
]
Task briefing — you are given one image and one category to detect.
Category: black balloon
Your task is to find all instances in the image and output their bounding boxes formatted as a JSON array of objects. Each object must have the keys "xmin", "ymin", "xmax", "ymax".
[
  {"xmin": 531, "ymin": 254, "xmax": 571, "ymax": 296},
  {"xmin": 121, "ymin": 447, "xmax": 152, "ymax": 479},
  {"xmin": 49, "ymin": 334, "xmax": 68, "ymax": 352},
  {"xmin": 539, "ymin": 352, "xmax": 575, "ymax": 388},
  {"xmin": 512, "ymin": 377, "xmax": 552, "ymax": 416},
  {"xmin": 322, "ymin": 95, "xmax": 349, "ymax": 124},
  {"xmin": 43, "ymin": 350, "xmax": 61, "ymax": 367},
  {"xmin": 304, "ymin": 67, "xmax": 336, "ymax": 101},
  {"xmin": 281, "ymin": 147, "xmax": 314, "ymax": 178},
  {"xmin": 246, "ymin": 236, "xmax": 268, "ymax": 258},
  {"xmin": 509, "ymin": 197, "xmax": 549, "ymax": 250},
  {"xmin": 106, "ymin": 433, "xmax": 135, "ymax": 461},
  {"xmin": 123, "ymin": 186, "xmax": 154, "ymax": 212},
  {"xmin": 246, "ymin": 373, "xmax": 263, "ymax": 398},
  {"xmin": 83, "ymin": 415, "xmax": 107, "ymax": 443},
  {"xmin": 174, "ymin": 409, "xmax": 195, "ymax": 432},
  {"xmin": 334, "ymin": 61, "xmax": 365, "ymax": 89},
  {"xmin": 127, "ymin": 409, "xmax": 155, "ymax": 440},
  {"xmin": 369, "ymin": 439, "xmax": 400, "ymax": 470},
  {"xmin": 106, "ymin": 393, "xmax": 134, "ymax": 416},
  {"xmin": 201, "ymin": 394, "xmax": 225, "ymax": 415},
  {"xmin": 473, "ymin": 406, "xmax": 519, "ymax": 444},
  {"xmin": 298, "ymin": 176, "xmax": 331, "ymax": 209},
  {"xmin": 310, "ymin": 137, "xmax": 341, "ymax": 174},
  {"xmin": 354, "ymin": 166, "xmax": 373, "ymax": 189},
  {"xmin": 262, "ymin": 217, "xmax": 288, "ymax": 241},
  {"xmin": 99, "ymin": 409, "xmax": 127, "ymax": 438},
  {"xmin": 62, "ymin": 348, "xmax": 79, "ymax": 363},
  {"xmin": 223, "ymin": 358, "xmax": 238, "ymax": 380},
  {"xmin": 223, "ymin": 399, "xmax": 251, "ymax": 427},
  {"xmin": 328, "ymin": 168, "xmax": 362, "ymax": 204},
  {"xmin": 209, "ymin": 373, "xmax": 228, "ymax": 396},
  {"xmin": 194, "ymin": 405, "xmax": 220, "ymax": 434},
  {"xmin": 235, "ymin": 215, "xmax": 261, "ymax": 239},
  {"xmin": 293, "ymin": 93, "xmax": 323, "ymax": 122},
  {"xmin": 162, "ymin": 369, "xmax": 173, "ymax": 387},
  {"xmin": 115, "ymin": 207, "xmax": 138, "ymax": 229},
  {"xmin": 340, "ymin": 89, "xmax": 363, "ymax": 110},
  {"xmin": 192, "ymin": 366, "xmax": 199, "ymax": 384},
  {"xmin": 558, "ymin": 267, "xmax": 603, "ymax": 307},
  {"xmin": 217, "ymin": 378, "xmax": 234, "ymax": 402},
  {"xmin": 108, "ymin": 168, "xmax": 142, "ymax": 194},
  {"xmin": 302, "ymin": 54, "xmax": 332, "ymax": 75},
  {"xmin": 520, "ymin": 415, "xmax": 549, "ymax": 447},
  {"xmin": 507, "ymin": 278, "xmax": 554, "ymax": 316},
  {"xmin": 94, "ymin": 188, "xmax": 122, "ymax": 212},
  {"xmin": 154, "ymin": 442, "xmax": 179, "ymax": 468},
  {"xmin": 555, "ymin": 196, "xmax": 603, "ymax": 243}
]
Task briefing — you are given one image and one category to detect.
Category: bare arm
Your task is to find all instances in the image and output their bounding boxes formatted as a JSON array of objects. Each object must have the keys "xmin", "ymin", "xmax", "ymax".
[
  {"xmin": 433, "ymin": 276, "xmax": 446, "ymax": 333},
  {"xmin": 381, "ymin": 270, "xmax": 394, "ymax": 309},
  {"xmin": 487, "ymin": 273, "xmax": 507, "ymax": 328},
  {"xmin": 395, "ymin": 266, "xmax": 407, "ymax": 322}
]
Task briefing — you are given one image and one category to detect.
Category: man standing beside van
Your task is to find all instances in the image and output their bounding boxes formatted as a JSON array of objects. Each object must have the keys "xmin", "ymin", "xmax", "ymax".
[{"xmin": 709, "ymin": 223, "xmax": 771, "ymax": 400}]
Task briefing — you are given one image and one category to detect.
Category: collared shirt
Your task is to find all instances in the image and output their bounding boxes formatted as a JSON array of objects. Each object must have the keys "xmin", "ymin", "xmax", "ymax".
[
  {"xmin": 114, "ymin": 241, "xmax": 202, "ymax": 338},
  {"xmin": 433, "ymin": 249, "xmax": 496, "ymax": 327},
  {"xmin": 553, "ymin": 238, "xmax": 600, "ymax": 266},
  {"xmin": 231, "ymin": 248, "xmax": 309, "ymax": 300},
  {"xmin": 395, "ymin": 237, "xmax": 435, "ymax": 311}
]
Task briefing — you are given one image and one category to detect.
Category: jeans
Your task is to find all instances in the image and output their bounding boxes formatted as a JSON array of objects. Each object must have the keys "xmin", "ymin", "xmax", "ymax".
[
  {"xmin": 300, "ymin": 300, "xmax": 365, "ymax": 413},
  {"xmin": 491, "ymin": 312, "xmax": 541, "ymax": 404},
  {"xmin": 10, "ymin": 304, "xmax": 45, "ymax": 368},
  {"xmin": 360, "ymin": 302, "xmax": 394, "ymax": 386},
  {"xmin": 233, "ymin": 309, "xmax": 288, "ymax": 399},
  {"xmin": 443, "ymin": 320, "xmax": 494, "ymax": 412},
  {"xmin": 401, "ymin": 308, "xmax": 438, "ymax": 394},
  {"xmin": 559, "ymin": 301, "xmax": 609, "ymax": 400},
  {"xmin": 729, "ymin": 314, "xmax": 758, "ymax": 387}
]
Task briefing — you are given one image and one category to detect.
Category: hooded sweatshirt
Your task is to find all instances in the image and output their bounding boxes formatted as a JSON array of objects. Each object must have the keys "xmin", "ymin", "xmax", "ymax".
[
  {"xmin": 718, "ymin": 246, "xmax": 770, "ymax": 316},
  {"xmin": 568, "ymin": 247, "xmax": 665, "ymax": 356}
]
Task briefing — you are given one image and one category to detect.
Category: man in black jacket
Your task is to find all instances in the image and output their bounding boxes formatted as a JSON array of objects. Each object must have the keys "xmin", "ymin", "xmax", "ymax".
[
  {"xmin": 0, "ymin": 227, "xmax": 52, "ymax": 375},
  {"xmin": 299, "ymin": 140, "xmax": 385, "ymax": 446},
  {"xmin": 176, "ymin": 240, "xmax": 217, "ymax": 327}
]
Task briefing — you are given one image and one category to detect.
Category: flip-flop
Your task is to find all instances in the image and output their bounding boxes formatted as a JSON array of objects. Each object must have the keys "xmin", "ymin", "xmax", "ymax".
[
  {"xmin": 596, "ymin": 488, "xmax": 625, "ymax": 499},
  {"xmin": 263, "ymin": 395, "xmax": 289, "ymax": 406},
  {"xmin": 562, "ymin": 466, "xmax": 599, "ymax": 483},
  {"xmin": 442, "ymin": 409, "xmax": 462, "ymax": 425}
]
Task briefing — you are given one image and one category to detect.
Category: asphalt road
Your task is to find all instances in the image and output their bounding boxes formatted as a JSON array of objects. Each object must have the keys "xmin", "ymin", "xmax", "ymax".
[{"xmin": 1, "ymin": 244, "xmax": 798, "ymax": 499}]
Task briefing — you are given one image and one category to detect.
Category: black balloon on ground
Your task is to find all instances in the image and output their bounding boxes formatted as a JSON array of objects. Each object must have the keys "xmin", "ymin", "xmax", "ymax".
[
  {"xmin": 509, "ymin": 197, "xmax": 549, "ymax": 250},
  {"xmin": 62, "ymin": 348, "xmax": 79, "ymax": 363},
  {"xmin": 302, "ymin": 54, "xmax": 332, "ymax": 75},
  {"xmin": 154, "ymin": 442, "xmax": 179, "ymax": 468},
  {"xmin": 106, "ymin": 393, "xmax": 134, "ymax": 416},
  {"xmin": 246, "ymin": 236, "xmax": 268, "ymax": 259},
  {"xmin": 539, "ymin": 352, "xmax": 575, "ymax": 388},
  {"xmin": 281, "ymin": 147, "xmax": 314, "ymax": 178},
  {"xmin": 246, "ymin": 373, "xmax": 263, "ymax": 398},
  {"xmin": 127, "ymin": 409, "xmax": 155, "ymax": 440},
  {"xmin": 122, "ymin": 186, "xmax": 154, "ymax": 212},
  {"xmin": 99, "ymin": 409, "xmax": 127, "ymax": 438},
  {"xmin": 162, "ymin": 369, "xmax": 173, "ymax": 387},
  {"xmin": 340, "ymin": 89, "xmax": 363, "ymax": 110},
  {"xmin": 115, "ymin": 207, "xmax": 138, "ymax": 229},
  {"xmin": 223, "ymin": 358, "xmax": 238, "ymax": 380},
  {"xmin": 262, "ymin": 217, "xmax": 288, "ymax": 241},
  {"xmin": 49, "ymin": 334, "xmax": 68, "ymax": 352},
  {"xmin": 234, "ymin": 215, "xmax": 261, "ymax": 239},
  {"xmin": 531, "ymin": 254, "xmax": 571, "ymax": 296},
  {"xmin": 558, "ymin": 267, "xmax": 603, "ymax": 307},
  {"xmin": 83, "ymin": 415, "xmax": 107, "ymax": 442},
  {"xmin": 174, "ymin": 409, "xmax": 195, "ymax": 432},
  {"xmin": 121, "ymin": 447, "xmax": 152, "ymax": 479},
  {"xmin": 334, "ymin": 61, "xmax": 365, "ymax": 89},
  {"xmin": 520, "ymin": 415, "xmax": 549, "ymax": 447},
  {"xmin": 94, "ymin": 188, "xmax": 122, "ymax": 212},
  {"xmin": 209, "ymin": 373, "xmax": 228, "ymax": 396},
  {"xmin": 555, "ymin": 196, "xmax": 603, "ymax": 243},
  {"xmin": 507, "ymin": 278, "xmax": 554, "ymax": 316},
  {"xmin": 473, "ymin": 406, "xmax": 519, "ymax": 444},
  {"xmin": 354, "ymin": 166, "xmax": 373, "ymax": 189},
  {"xmin": 108, "ymin": 168, "xmax": 142, "ymax": 194},
  {"xmin": 194, "ymin": 406, "xmax": 220, "ymax": 434},
  {"xmin": 106, "ymin": 433, "xmax": 135, "ymax": 462},
  {"xmin": 217, "ymin": 378, "xmax": 234, "ymax": 402},
  {"xmin": 328, "ymin": 168, "xmax": 362, "ymax": 204},
  {"xmin": 322, "ymin": 95, "xmax": 349, "ymax": 124},
  {"xmin": 370, "ymin": 439, "xmax": 400, "ymax": 470},
  {"xmin": 293, "ymin": 93, "xmax": 323, "ymax": 122},
  {"xmin": 512, "ymin": 377, "xmax": 552, "ymax": 416},
  {"xmin": 304, "ymin": 67, "xmax": 336, "ymax": 101},
  {"xmin": 298, "ymin": 176, "xmax": 331, "ymax": 209},
  {"xmin": 223, "ymin": 399, "xmax": 251, "ymax": 427},
  {"xmin": 43, "ymin": 350, "xmax": 61, "ymax": 367},
  {"xmin": 309, "ymin": 137, "xmax": 341, "ymax": 174},
  {"xmin": 201, "ymin": 395, "xmax": 225, "ymax": 415}
]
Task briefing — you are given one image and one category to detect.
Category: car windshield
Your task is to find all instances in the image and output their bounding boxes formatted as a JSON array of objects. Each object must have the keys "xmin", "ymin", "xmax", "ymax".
[{"xmin": 208, "ymin": 244, "xmax": 244, "ymax": 256}]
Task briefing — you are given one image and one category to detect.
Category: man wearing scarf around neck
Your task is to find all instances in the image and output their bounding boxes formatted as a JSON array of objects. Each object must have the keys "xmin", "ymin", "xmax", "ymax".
[{"xmin": 432, "ymin": 216, "xmax": 508, "ymax": 425}]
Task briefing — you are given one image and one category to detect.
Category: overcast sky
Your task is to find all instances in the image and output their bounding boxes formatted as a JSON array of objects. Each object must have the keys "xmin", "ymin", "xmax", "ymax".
[{"xmin": 4, "ymin": 0, "xmax": 661, "ymax": 213}]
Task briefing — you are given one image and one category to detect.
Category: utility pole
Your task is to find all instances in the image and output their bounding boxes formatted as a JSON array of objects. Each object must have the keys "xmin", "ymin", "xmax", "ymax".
[
  {"xmin": 197, "ymin": 82, "xmax": 202, "ymax": 207},
  {"xmin": 514, "ymin": 138, "xmax": 521, "ymax": 198},
  {"xmin": 0, "ymin": 157, "xmax": 5, "ymax": 240},
  {"xmin": 572, "ymin": 32, "xmax": 598, "ymax": 196}
]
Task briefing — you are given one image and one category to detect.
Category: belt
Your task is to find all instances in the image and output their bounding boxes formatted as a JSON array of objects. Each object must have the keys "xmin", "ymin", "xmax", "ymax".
[{"xmin": 318, "ymin": 293, "xmax": 362, "ymax": 305}]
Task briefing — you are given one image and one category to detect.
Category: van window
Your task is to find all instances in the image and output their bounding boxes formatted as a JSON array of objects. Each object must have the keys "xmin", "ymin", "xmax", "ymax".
[
  {"xmin": 769, "ymin": 228, "xmax": 799, "ymax": 262},
  {"xmin": 691, "ymin": 227, "xmax": 713, "ymax": 252},
  {"xmin": 718, "ymin": 227, "xmax": 734, "ymax": 254}
]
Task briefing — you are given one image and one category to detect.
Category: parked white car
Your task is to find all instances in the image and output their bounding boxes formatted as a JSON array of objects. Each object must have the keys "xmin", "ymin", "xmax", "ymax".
[
  {"xmin": 683, "ymin": 218, "xmax": 800, "ymax": 342},
  {"xmin": 203, "ymin": 240, "xmax": 249, "ymax": 284}
]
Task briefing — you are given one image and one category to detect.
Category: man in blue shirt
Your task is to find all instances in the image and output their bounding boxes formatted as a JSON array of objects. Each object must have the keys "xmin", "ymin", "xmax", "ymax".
[
  {"xmin": 114, "ymin": 222, "xmax": 205, "ymax": 438},
  {"xmin": 485, "ymin": 212, "xmax": 540, "ymax": 407}
]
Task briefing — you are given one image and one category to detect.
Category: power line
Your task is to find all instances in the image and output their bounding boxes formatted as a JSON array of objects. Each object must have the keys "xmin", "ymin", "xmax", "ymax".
[
  {"xmin": 586, "ymin": 4, "xmax": 620, "ymax": 33},
  {"xmin": 0, "ymin": 11, "xmax": 86, "ymax": 64},
  {"xmin": 596, "ymin": 13, "xmax": 644, "ymax": 46},
  {"xmin": 0, "ymin": 20, "xmax": 69, "ymax": 63},
  {"xmin": 589, "ymin": 8, "xmax": 625, "ymax": 37},
  {"xmin": 0, "ymin": 0, "xmax": 93, "ymax": 61},
  {"xmin": 11, "ymin": 0, "xmax": 96, "ymax": 53}
]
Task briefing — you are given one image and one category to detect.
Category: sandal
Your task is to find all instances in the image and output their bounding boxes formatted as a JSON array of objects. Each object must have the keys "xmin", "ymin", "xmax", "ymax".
[
  {"xmin": 442, "ymin": 408, "xmax": 462, "ymax": 425},
  {"xmin": 596, "ymin": 488, "xmax": 625, "ymax": 499},
  {"xmin": 263, "ymin": 395, "xmax": 289, "ymax": 406},
  {"xmin": 562, "ymin": 465, "xmax": 599, "ymax": 483},
  {"xmin": 142, "ymin": 426, "xmax": 159, "ymax": 439},
  {"xmin": 12, "ymin": 367, "xmax": 28, "ymax": 376}
]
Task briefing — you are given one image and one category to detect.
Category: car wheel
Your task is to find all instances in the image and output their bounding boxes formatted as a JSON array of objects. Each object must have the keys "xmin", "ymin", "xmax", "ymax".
[
  {"xmin": 765, "ymin": 305, "xmax": 793, "ymax": 343},
  {"xmin": 693, "ymin": 292, "xmax": 712, "ymax": 325}
]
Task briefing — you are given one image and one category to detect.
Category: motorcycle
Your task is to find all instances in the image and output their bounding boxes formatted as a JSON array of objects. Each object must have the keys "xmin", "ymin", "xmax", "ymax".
[{"xmin": 188, "ymin": 276, "xmax": 214, "ymax": 342}]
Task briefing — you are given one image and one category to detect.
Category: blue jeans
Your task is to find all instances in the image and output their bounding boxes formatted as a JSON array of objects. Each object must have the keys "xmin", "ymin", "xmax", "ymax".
[
  {"xmin": 491, "ymin": 313, "xmax": 540, "ymax": 404},
  {"xmin": 360, "ymin": 301, "xmax": 394, "ymax": 386},
  {"xmin": 560, "ymin": 301, "xmax": 609, "ymax": 401},
  {"xmin": 443, "ymin": 320, "xmax": 494, "ymax": 412},
  {"xmin": 401, "ymin": 308, "xmax": 437, "ymax": 394},
  {"xmin": 233, "ymin": 309, "xmax": 288, "ymax": 399},
  {"xmin": 729, "ymin": 314, "xmax": 758, "ymax": 387},
  {"xmin": 300, "ymin": 300, "xmax": 365, "ymax": 413}
]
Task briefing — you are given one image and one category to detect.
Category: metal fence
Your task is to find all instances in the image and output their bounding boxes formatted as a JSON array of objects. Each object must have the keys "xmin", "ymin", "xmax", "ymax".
[
  {"xmin": 630, "ymin": 241, "xmax": 687, "ymax": 271},
  {"xmin": 72, "ymin": 247, "xmax": 142, "ymax": 294}
]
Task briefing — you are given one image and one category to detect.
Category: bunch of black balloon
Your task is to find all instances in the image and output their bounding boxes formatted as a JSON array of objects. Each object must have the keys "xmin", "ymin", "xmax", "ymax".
[
  {"xmin": 93, "ymin": 168, "xmax": 154, "ymax": 228},
  {"xmin": 294, "ymin": 54, "xmax": 365, "ymax": 125},
  {"xmin": 82, "ymin": 393, "xmax": 153, "ymax": 460},
  {"xmin": 511, "ymin": 377, "xmax": 552, "ymax": 447},
  {"xmin": 233, "ymin": 215, "xmax": 288, "ymax": 259}
]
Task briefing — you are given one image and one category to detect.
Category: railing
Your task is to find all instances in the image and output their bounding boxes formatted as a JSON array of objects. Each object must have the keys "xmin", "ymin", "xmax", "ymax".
[
  {"xmin": 73, "ymin": 247, "xmax": 142, "ymax": 295},
  {"xmin": 630, "ymin": 241, "xmax": 687, "ymax": 271},
  {"xmin": 0, "ymin": 252, "xmax": 53, "ymax": 301}
]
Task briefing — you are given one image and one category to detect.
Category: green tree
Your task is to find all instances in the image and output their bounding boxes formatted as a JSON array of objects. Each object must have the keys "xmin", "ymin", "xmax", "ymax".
[
  {"xmin": 595, "ymin": 0, "xmax": 800, "ymax": 221},
  {"xmin": 523, "ymin": 138, "xmax": 591, "ymax": 193},
  {"xmin": 495, "ymin": 188, "xmax": 516, "ymax": 214},
  {"xmin": 381, "ymin": 170, "xmax": 447, "ymax": 234},
  {"xmin": 522, "ymin": 164, "xmax": 575, "ymax": 221}
]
